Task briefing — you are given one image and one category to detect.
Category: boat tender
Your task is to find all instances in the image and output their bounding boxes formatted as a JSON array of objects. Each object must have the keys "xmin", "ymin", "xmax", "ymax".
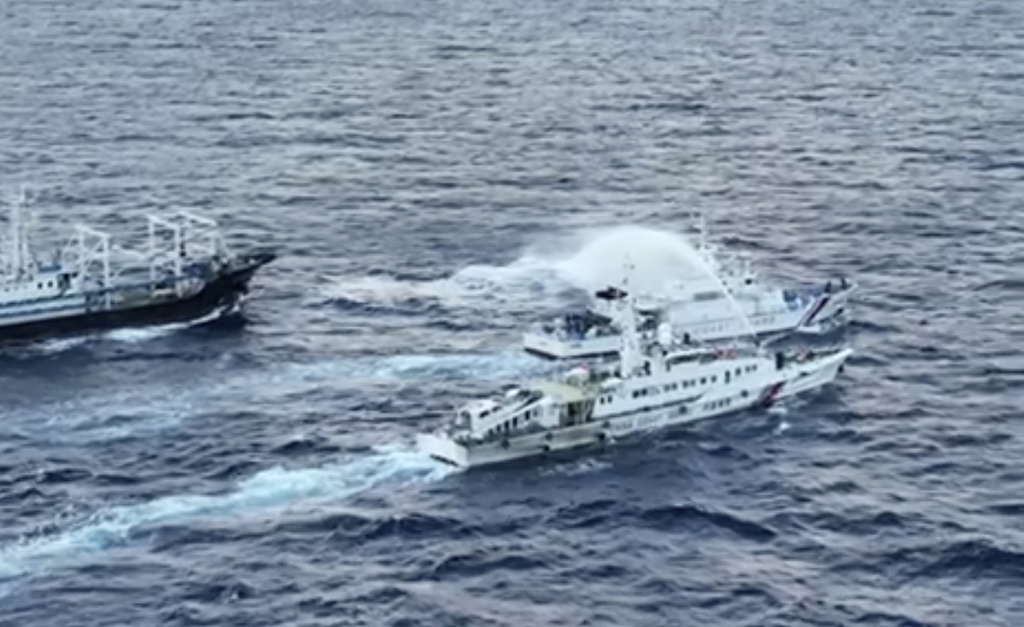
[{"xmin": 419, "ymin": 286, "xmax": 853, "ymax": 469}]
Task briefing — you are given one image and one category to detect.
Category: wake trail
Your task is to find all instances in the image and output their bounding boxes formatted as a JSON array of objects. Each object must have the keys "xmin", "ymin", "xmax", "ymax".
[
  {"xmin": 3, "ymin": 349, "xmax": 559, "ymax": 444},
  {"xmin": 0, "ymin": 443, "xmax": 452, "ymax": 591}
]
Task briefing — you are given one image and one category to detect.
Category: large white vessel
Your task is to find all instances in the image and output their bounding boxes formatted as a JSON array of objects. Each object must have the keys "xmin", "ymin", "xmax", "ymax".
[
  {"xmin": 419, "ymin": 286, "xmax": 853, "ymax": 469},
  {"xmin": 523, "ymin": 220, "xmax": 855, "ymax": 360}
]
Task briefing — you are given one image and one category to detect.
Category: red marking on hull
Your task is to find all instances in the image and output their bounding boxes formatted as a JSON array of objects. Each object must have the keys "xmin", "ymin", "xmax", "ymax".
[
  {"xmin": 800, "ymin": 295, "xmax": 831, "ymax": 327},
  {"xmin": 761, "ymin": 381, "xmax": 785, "ymax": 407}
]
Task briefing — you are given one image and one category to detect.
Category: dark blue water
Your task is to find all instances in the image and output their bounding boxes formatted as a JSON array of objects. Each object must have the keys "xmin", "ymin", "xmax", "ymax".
[{"xmin": 2, "ymin": 0, "xmax": 1024, "ymax": 624}]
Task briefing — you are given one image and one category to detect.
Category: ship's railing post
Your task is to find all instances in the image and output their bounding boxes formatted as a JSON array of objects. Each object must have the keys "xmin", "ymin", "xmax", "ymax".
[
  {"xmin": 76, "ymin": 228, "xmax": 85, "ymax": 282},
  {"xmin": 176, "ymin": 211, "xmax": 225, "ymax": 260},
  {"xmin": 71, "ymin": 224, "xmax": 115, "ymax": 307},
  {"xmin": 148, "ymin": 217, "xmax": 156, "ymax": 288},
  {"xmin": 172, "ymin": 223, "xmax": 182, "ymax": 294},
  {"xmin": 147, "ymin": 214, "xmax": 186, "ymax": 293},
  {"xmin": 9, "ymin": 195, "xmax": 19, "ymax": 279},
  {"xmin": 4, "ymin": 188, "xmax": 35, "ymax": 280},
  {"xmin": 102, "ymin": 232, "xmax": 111, "ymax": 308}
]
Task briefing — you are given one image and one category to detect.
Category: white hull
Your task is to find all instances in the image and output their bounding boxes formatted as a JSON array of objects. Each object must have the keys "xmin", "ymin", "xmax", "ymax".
[
  {"xmin": 524, "ymin": 285, "xmax": 854, "ymax": 360},
  {"xmin": 419, "ymin": 348, "xmax": 851, "ymax": 469}
]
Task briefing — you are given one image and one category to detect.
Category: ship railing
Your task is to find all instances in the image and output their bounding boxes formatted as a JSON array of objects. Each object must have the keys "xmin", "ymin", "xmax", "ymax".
[
  {"xmin": 144, "ymin": 212, "xmax": 228, "ymax": 295},
  {"xmin": 64, "ymin": 225, "xmax": 113, "ymax": 307},
  {"xmin": 52, "ymin": 212, "xmax": 228, "ymax": 302}
]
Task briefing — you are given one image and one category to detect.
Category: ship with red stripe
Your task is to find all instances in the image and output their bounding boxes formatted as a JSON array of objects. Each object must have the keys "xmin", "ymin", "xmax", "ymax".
[
  {"xmin": 420, "ymin": 284, "xmax": 853, "ymax": 469},
  {"xmin": 523, "ymin": 215, "xmax": 855, "ymax": 360}
]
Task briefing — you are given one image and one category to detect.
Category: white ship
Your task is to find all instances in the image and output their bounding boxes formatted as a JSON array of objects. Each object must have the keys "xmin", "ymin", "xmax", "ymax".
[
  {"xmin": 418, "ymin": 285, "xmax": 853, "ymax": 469},
  {"xmin": 522, "ymin": 218, "xmax": 855, "ymax": 360}
]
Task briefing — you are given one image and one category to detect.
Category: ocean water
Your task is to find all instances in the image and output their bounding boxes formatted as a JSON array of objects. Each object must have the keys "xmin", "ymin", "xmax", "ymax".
[{"xmin": 1, "ymin": 0, "xmax": 1024, "ymax": 625}]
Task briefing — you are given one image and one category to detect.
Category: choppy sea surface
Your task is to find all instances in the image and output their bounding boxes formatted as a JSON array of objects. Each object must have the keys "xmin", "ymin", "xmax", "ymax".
[{"xmin": 2, "ymin": 0, "xmax": 1024, "ymax": 625}]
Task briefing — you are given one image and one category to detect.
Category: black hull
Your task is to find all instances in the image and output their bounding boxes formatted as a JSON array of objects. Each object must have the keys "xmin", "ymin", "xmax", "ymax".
[
  {"xmin": 523, "ymin": 347, "xmax": 618, "ymax": 361},
  {"xmin": 0, "ymin": 250, "xmax": 275, "ymax": 343}
]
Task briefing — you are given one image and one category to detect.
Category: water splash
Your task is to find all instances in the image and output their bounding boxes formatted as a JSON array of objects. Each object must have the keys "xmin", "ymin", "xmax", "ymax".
[
  {"xmin": 546, "ymin": 225, "xmax": 714, "ymax": 295},
  {"xmin": 0, "ymin": 444, "xmax": 452, "ymax": 587},
  {"xmin": 321, "ymin": 225, "xmax": 716, "ymax": 310}
]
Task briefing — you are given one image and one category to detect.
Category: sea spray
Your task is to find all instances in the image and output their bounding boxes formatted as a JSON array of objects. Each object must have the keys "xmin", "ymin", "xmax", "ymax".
[{"xmin": 321, "ymin": 224, "xmax": 714, "ymax": 309}]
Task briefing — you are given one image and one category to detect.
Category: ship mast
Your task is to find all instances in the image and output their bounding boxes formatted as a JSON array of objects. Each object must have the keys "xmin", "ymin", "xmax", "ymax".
[
  {"xmin": 5, "ymin": 188, "xmax": 33, "ymax": 280},
  {"xmin": 7, "ymin": 198, "xmax": 18, "ymax": 277},
  {"xmin": 616, "ymin": 258, "xmax": 644, "ymax": 377}
]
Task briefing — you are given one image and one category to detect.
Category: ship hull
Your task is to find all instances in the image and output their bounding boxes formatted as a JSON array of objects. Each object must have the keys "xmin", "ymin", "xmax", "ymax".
[
  {"xmin": 0, "ymin": 252, "xmax": 273, "ymax": 343},
  {"xmin": 419, "ymin": 396, "xmax": 744, "ymax": 469}
]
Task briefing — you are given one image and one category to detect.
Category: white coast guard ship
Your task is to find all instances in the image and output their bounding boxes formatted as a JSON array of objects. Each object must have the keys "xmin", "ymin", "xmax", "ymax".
[
  {"xmin": 522, "ymin": 218, "xmax": 855, "ymax": 360},
  {"xmin": 0, "ymin": 190, "xmax": 274, "ymax": 342},
  {"xmin": 418, "ymin": 284, "xmax": 853, "ymax": 469}
]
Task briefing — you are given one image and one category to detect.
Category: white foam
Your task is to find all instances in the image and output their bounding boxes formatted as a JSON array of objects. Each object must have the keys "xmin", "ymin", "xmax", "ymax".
[
  {"xmin": 321, "ymin": 224, "xmax": 713, "ymax": 310},
  {"xmin": 318, "ymin": 275, "xmax": 465, "ymax": 307},
  {"xmin": 273, "ymin": 350, "xmax": 556, "ymax": 387},
  {"xmin": 6, "ymin": 304, "xmax": 234, "ymax": 357},
  {"xmin": 31, "ymin": 336, "xmax": 90, "ymax": 354},
  {"xmin": 100, "ymin": 305, "xmax": 231, "ymax": 344},
  {"xmin": 545, "ymin": 225, "xmax": 712, "ymax": 294},
  {"xmin": 0, "ymin": 444, "xmax": 452, "ymax": 585},
  {"xmin": 540, "ymin": 457, "xmax": 612, "ymax": 478}
]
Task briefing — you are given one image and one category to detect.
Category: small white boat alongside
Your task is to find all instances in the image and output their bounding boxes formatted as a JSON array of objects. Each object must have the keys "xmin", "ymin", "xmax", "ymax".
[
  {"xmin": 522, "ymin": 219, "xmax": 855, "ymax": 360},
  {"xmin": 419, "ymin": 287, "xmax": 853, "ymax": 469}
]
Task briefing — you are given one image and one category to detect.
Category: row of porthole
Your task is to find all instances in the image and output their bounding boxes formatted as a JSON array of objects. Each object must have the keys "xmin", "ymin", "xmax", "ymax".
[
  {"xmin": 632, "ymin": 375, "xmax": 716, "ymax": 399},
  {"xmin": 2, "ymin": 279, "xmax": 57, "ymax": 292},
  {"xmin": 704, "ymin": 397, "xmax": 733, "ymax": 411},
  {"xmin": 598, "ymin": 363, "xmax": 763, "ymax": 406},
  {"xmin": 699, "ymin": 316, "xmax": 777, "ymax": 332},
  {"xmin": 485, "ymin": 412, "xmax": 534, "ymax": 439}
]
